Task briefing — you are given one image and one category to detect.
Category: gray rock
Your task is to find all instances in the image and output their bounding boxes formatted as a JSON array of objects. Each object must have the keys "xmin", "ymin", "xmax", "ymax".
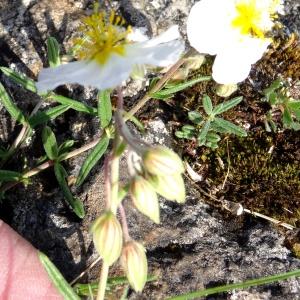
[{"xmin": 0, "ymin": 1, "xmax": 300, "ymax": 299}]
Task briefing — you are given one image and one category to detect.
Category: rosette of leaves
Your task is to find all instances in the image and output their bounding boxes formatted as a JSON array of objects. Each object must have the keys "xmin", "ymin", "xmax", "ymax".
[
  {"xmin": 176, "ymin": 95, "xmax": 247, "ymax": 149},
  {"xmin": 263, "ymin": 79, "xmax": 300, "ymax": 132}
]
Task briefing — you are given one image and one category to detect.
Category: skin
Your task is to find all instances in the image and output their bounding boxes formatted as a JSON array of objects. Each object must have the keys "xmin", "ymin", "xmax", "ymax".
[{"xmin": 0, "ymin": 220, "xmax": 63, "ymax": 299}]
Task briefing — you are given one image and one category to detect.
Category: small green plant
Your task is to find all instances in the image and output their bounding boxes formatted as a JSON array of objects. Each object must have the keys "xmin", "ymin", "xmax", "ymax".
[
  {"xmin": 176, "ymin": 95, "xmax": 247, "ymax": 149},
  {"xmin": 263, "ymin": 79, "xmax": 300, "ymax": 131}
]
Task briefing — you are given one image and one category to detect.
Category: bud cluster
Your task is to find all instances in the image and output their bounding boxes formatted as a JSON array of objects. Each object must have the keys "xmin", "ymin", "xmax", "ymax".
[{"xmin": 130, "ymin": 146, "xmax": 186, "ymax": 223}]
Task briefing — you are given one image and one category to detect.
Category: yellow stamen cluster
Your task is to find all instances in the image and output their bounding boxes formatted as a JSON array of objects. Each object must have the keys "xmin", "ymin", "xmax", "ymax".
[
  {"xmin": 73, "ymin": 10, "xmax": 131, "ymax": 65},
  {"xmin": 231, "ymin": 0, "xmax": 279, "ymax": 39}
]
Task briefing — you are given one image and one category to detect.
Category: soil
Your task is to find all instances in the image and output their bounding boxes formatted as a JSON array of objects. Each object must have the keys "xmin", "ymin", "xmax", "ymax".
[{"xmin": 0, "ymin": 1, "xmax": 300, "ymax": 300}]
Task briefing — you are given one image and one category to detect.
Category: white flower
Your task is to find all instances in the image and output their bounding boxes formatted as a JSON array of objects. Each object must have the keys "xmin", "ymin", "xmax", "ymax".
[
  {"xmin": 187, "ymin": 0, "xmax": 282, "ymax": 84},
  {"xmin": 36, "ymin": 11, "xmax": 184, "ymax": 93}
]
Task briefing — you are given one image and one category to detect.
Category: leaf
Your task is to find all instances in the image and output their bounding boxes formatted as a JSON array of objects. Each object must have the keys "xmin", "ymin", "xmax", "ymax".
[
  {"xmin": 0, "ymin": 170, "xmax": 23, "ymax": 182},
  {"xmin": 98, "ymin": 90, "xmax": 112, "ymax": 129},
  {"xmin": 175, "ymin": 131, "xmax": 194, "ymax": 139},
  {"xmin": 42, "ymin": 126, "xmax": 58, "ymax": 160},
  {"xmin": 197, "ymin": 121, "xmax": 211, "ymax": 146},
  {"xmin": 294, "ymin": 109, "xmax": 300, "ymax": 121},
  {"xmin": 182, "ymin": 125, "xmax": 196, "ymax": 133},
  {"xmin": 287, "ymin": 100, "xmax": 300, "ymax": 111},
  {"xmin": 188, "ymin": 111, "xmax": 203, "ymax": 124},
  {"xmin": 282, "ymin": 108, "xmax": 293, "ymax": 126},
  {"xmin": 0, "ymin": 67, "xmax": 37, "ymax": 93},
  {"xmin": 47, "ymin": 37, "xmax": 61, "ymax": 67},
  {"xmin": 206, "ymin": 132, "xmax": 221, "ymax": 143},
  {"xmin": 268, "ymin": 92, "xmax": 277, "ymax": 105},
  {"xmin": 263, "ymin": 79, "xmax": 282, "ymax": 96},
  {"xmin": 290, "ymin": 122, "xmax": 300, "ymax": 131},
  {"xmin": 214, "ymin": 117, "xmax": 247, "ymax": 137},
  {"xmin": 76, "ymin": 135, "xmax": 110, "ymax": 186},
  {"xmin": 202, "ymin": 95, "xmax": 213, "ymax": 115},
  {"xmin": 38, "ymin": 252, "xmax": 80, "ymax": 300},
  {"xmin": 54, "ymin": 163, "xmax": 85, "ymax": 218},
  {"xmin": 58, "ymin": 140, "xmax": 75, "ymax": 155},
  {"xmin": 151, "ymin": 76, "xmax": 211, "ymax": 98},
  {"xmin": 166, "ymin": 268, "xmax": 300, "ymax": 300},
  {"xmin": 126, "ymin": 115, "xmax": 145, "ymax": 132},
  {"xmin": 28, "ymin": 105, "xmax": 70, "ymax": 127},
  {"xmin": 212, "ymin": 96, "xmax": 243, "ymax": 115},
  {"xmin": 50, "ymin": 94, "xmax": 97, "ymax": 115},
  {"xmin": 0, "ymin": 82, "xmax": 27, "ymax": 124}
]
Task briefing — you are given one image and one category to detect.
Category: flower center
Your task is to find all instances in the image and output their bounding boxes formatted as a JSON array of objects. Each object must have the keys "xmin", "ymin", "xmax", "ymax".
[
  {"xmin": 231, "ymin": 0, "xmax": 279, "ymax": 39},
  {"xmin": 73, "ymin": 10, "xmax": 131, "ymax": 65}
]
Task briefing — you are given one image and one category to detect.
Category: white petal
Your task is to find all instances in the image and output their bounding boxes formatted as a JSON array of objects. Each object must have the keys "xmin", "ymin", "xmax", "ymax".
[
  {"xmin": 212, "ymin": 35, "xmax": 270, "ymax": 84},
  {"xmin": 36, "ymin": 56, "xmax": 133, "ymax": 92},
  {"xmin": 127, "ymin": 39, "xmax": 185, "ymax": 67},
  {"xmin": 187, "ymin": 0, "xmax": 236, "ymax": 55},
  {"xmin": 141, "ymin": 25, "xmax": 181, "ymax": 47}
]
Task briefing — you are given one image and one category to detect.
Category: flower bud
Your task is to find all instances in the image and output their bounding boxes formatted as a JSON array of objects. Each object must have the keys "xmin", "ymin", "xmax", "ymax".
[
  {"xmin": 142, "ymin": 146, "xmax": 184, "ymax": 176},
  {"xmin": 121, "ymin": 241, "xmax": 148, "ymax": 292},
  {"xmin": 130, "ymin": 176, "xmax": 160, "ymax": 223},
  {"xmin": 149, "ymin": 173, "xmax": 186, "ymax": 203},
  {"xmin": 90, "ymin": 211, "xmax": 123, "ymax": 265},
  {"xmin": 215, "ymin": 83, "xmax": 238, "ymax": 97}
]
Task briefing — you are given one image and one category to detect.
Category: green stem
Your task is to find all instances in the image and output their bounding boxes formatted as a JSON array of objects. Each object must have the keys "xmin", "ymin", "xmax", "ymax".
[{"xmin": 96, "ymin": 262, "xmax": 109, "ymax": 300}]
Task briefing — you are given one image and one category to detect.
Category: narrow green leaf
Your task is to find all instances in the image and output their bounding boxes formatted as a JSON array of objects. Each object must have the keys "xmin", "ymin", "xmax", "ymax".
[
  {"xmin": 202, "ymin": 95, "xmax": 213, "ymax": 115},
  {"xmin": 0, "ymin": 67, "xmax": 37, "ymax": 93},
  {"xmin": 206, "ymin": 132, "xmax": 221, "ymax": 143},
  {"xmin": 152, "ymin": 76, "xmax": 211, "ymax": 97},
  {"xmin": 0, "ymin": 82, "xmax": 27, "ymax": 124},
  {"xmin": 205, "ymin": 141, "xmax": 218, "ymax": 149},
  {"xmin": 50, "ymin": 94, "xmax": 97, "ymax": 115},
  {"xmin": 175, "ymin": 131, "xmax": 194, "ymax": 139},
  {"xmin": 98, "ymin": 90, "xmax": 112, "ymax": 129},
  {"xmin": 188, "ymin": 111, "xmax": 203, "ymax": 124},
  {"xmin": 150, "ymin": 92, "xmax": 174, "ymax": 100},
  {"xmin": 74, "ymin": 275, "xmax": 157, "ymax": 296},
  {"xmin": 76, "ymin": 136, "xmax": 110, "ymax": 186},
  {"xmin": 58, "ymin": 140, "xmax": 75, "ymax": 155},
  {"xmin": 263, "ymin": 79, "xmax": 282, "ymax": 96},
  {"xmin": 29, "ymin": 105, "xmax": 70, "ymax": 127},
  {"xmin": 54, "ymin": 163, "xmax": 85, "ymax": 218},
  {"xmin": 294, "ymin": 109, "xmax": 300, "ymax": 121},
  {"xmin": 127, "ymin": 115, "xmax": 145, "ymax": 132},
  {"xmin": 182, "ymin": 125, "xmax": 196, "ymax": 133},
  {"xmin": 287, "ymin": 100, "xmax": 300, "ymax": 111},
  {"xmin": 212, "ymin": 96, "xmax": 243, "ymax": 115},
  {"xmin": 268, "ymin": 92, "xmax": 277, "ymax": 105},
  {"xmin": 0, "ymin": 170, "xmax": 23, "ymax": 182},
  {"xmin": 197, "ymin": 121, "xmax": 211, "ymax": 145},
  {"xmin": 214, "ymin": 117, "xmax": 247, "ymax": 137},
  {"xmin": 38, "ymin": 252, "xmax": 80, "ymax": 300},
  {"xmin": 47, "ymin": 37, "xmax": 61, "ymax": 67},
  {"xmin": 42, "ymin": 126, "xmax": 58, "ymax": 160},
  {"xmin": 166, "ymin": 268, "xmax": 300, "ymax": 300},
  {"xmin": 282, "ymin": 108, "xmax": 293, "ymax": 126}
]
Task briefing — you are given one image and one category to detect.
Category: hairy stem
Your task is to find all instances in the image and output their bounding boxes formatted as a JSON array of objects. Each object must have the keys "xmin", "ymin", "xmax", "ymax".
[{"xmin": 96, "ymin": 262, "xmax": 109, "ymax": 300}]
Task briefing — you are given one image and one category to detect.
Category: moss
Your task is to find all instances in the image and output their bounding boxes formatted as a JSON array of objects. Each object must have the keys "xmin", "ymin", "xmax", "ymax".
[{"xmin": 203, "ymin": 131, "xmax": 300, "ymax": 225}]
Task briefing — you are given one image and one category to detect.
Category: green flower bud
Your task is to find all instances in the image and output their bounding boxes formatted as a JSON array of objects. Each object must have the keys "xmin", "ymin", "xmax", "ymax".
[
  {"xmin": 90, "ymin": 212, "xmax": 123, "ymax": 265},
  {"xmin": 143, "ymin": 146, "xmax": 184, "ymax": 176},
  {"xmin": 121, "ymin": 241, "xmax": 148, "ymax": 292},
  {"xmin": 149, "ymin": 173, "xmax": 186, "ymax": 203},
  {"xmin": 215, "ymin": 83, "xmax": 238, "ymax": 97},
  {"xmin": 130, "ymin": 176, "xmax": 160, "ymax": 223}
]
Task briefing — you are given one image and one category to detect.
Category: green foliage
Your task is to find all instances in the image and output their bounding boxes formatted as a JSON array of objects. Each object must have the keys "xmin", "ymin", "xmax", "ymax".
[
  {"xmin": 54, "ymin": 163, "xmax": 85, "ymax": 218},
  {"xmin": 38, "ymin": 252, "xmax": 80, "ymax": 300},
  {"xmin": 151, "ymin": 75, "xmax": 211, "ymax": 100},
  {"xmin": 0, "ymin": 67, "xmax": 37, "ymax": 93},
  {"xmin": 0, "ymin": 170, "xmax": 24, "ymax": 182},
  {"xmin": 76, "ymin": 135, "xmax": 110, "ymax": 186},
  {"xmin": 28, "ymin": 104, "xmax": 70, "ymax": 127},
  {"xmin": 74, "ymin": 275, "xmax": 157, "ymax": 297},
  {"xmin": 166, "ymin": 268, "xmax": 300, "ymax": 300},
  {"xmin": 49, "ymin": 94, "xmax": 97, "ymax": 115},
  {"xmin": 176, "ymin": 95, "xmax": 246, "ymax": 149},
  {"xmin": 0, "ymin": 82, "xmax": 27, "ymax": 125},
  {"xmin": 42, "ymin": 126, "xmax": 59, "ymax": 160},
  {"xmin": 263, "ymin": 79, "xmax": 300, "ymax": 131},
  {"xmin": 47, "ymin": 36, "xmax": 61, "ymax": 67},
  {"xmin": 98, "ymin": 90, "xmax": 112, "ymax": 129}
]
